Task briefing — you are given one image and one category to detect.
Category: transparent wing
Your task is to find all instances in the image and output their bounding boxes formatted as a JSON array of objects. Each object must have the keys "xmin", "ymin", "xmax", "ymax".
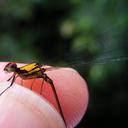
[{"xmin": 43, "ymin": 66, "xmax": 60, "ymax": 72}]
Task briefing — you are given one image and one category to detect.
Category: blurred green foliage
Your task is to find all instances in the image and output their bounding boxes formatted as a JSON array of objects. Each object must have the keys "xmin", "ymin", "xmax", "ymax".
[{"xmin": 0, "ymin": 0, "xmax": 128, "ymax": 127}]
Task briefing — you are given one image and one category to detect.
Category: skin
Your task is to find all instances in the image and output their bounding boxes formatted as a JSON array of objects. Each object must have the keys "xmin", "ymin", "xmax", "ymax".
[{"xmin": 0, "ymin": 62, "xmax": 89, "ymax": 128}]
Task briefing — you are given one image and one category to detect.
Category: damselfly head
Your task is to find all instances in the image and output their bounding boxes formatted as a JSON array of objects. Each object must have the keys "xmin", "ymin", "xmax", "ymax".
[{"xmin": 4, "ymin": 62, "xmax": 17, "ymax": 73}]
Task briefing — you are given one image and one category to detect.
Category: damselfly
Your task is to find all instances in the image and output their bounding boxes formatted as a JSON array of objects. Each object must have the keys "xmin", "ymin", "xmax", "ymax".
[{"xmin": 1, "ymin": 62, "xmax": 67, "ymax": 127}]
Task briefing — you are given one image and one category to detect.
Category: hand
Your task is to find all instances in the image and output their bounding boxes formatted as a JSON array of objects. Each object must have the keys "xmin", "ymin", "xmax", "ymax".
[{"xmin": 0, "ymin": 62, "xmax": 89, "ymax": 128}]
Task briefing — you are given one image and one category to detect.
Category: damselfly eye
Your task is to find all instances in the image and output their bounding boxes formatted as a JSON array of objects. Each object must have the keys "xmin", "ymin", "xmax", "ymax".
[
  {"xmin": 4, "ymin": 62, "xmax": 17, "ymax": 72},
  {"xmin": 10, "ymin": 64, "xmax": 17, "ymax": 68}
]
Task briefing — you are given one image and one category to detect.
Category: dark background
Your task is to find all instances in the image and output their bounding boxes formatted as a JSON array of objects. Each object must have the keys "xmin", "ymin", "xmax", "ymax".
[{"xmin": 0, "ymin": 0, "xmax": 128, "ymax": 127}]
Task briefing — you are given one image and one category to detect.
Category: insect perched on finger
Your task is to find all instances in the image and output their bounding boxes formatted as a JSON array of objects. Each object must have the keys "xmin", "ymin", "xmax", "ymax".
[{"xmin": 1, "ymin": 62, "xmax": 67, "ymax": 127}]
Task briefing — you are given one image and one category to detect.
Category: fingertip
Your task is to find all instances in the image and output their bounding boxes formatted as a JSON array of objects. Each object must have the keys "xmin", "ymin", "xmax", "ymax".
[{"xmin": 0, "ymin": 62, "xmax": 89, "ymax": 128}]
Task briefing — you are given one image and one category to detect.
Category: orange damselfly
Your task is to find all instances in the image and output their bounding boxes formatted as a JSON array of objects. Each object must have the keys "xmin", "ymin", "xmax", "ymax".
[{"xmin": 1, "ymin": 62, "xmax": 67, "ymax": 127}]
